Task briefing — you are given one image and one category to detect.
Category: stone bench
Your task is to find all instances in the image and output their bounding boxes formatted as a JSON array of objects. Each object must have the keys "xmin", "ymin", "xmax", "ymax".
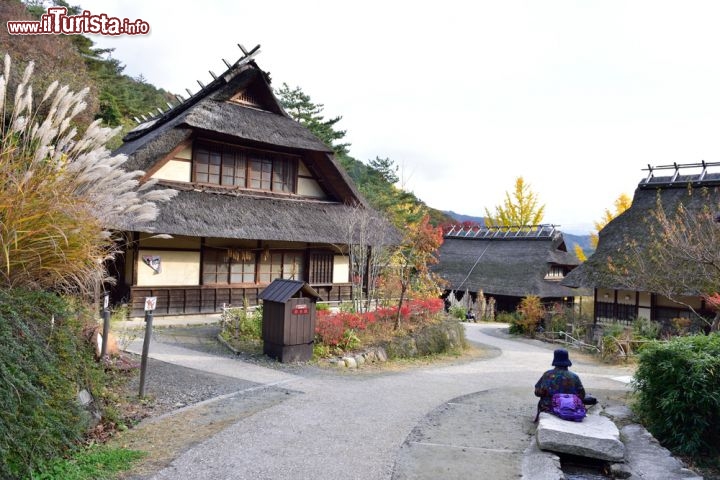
[{"xmin": 536, "ymin": 406, "xmax": 625, "ymax": 462}]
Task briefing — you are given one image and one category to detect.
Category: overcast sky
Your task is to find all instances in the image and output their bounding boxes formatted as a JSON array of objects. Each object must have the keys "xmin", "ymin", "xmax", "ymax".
[{"xmin": 75, "ymin": 0, "xmax": 720, "ymax": 234}]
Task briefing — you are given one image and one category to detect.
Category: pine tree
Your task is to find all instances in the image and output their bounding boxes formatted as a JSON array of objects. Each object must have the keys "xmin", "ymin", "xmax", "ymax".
[{"xmin": 275, "ymin": 83, "xmax": 349, "ymax": 156}]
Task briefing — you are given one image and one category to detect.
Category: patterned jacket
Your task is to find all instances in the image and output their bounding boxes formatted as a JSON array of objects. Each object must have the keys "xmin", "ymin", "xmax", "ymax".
[{"xmin": 534, "ymin": 367, "xmax": 585, "ymax": 412}]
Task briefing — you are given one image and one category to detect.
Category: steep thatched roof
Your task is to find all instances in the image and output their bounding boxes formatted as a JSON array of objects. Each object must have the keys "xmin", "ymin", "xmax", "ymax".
[
  {"xmin": 113, "ymin": 185, "xmax": 358, "ymax": 244},
  {"xmin": 563, "ymin": 172, "xmax": 720, "ymax": 289},
  {"xmin": 111, "ymin": 182, "xmax": 385, "ymax": 245},
  {"xmin": 114, "ymin": 53, "xmax": 363, "ymax": 206},
  {"xmin": 434, "ymin": 229, "xmax": 584, "ymax": 298}
]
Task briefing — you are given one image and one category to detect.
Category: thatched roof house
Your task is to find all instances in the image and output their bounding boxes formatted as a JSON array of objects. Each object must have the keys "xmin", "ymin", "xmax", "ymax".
[
  {"xmin": 563, "ymin": 163, "xmax": 719, "ymax": 327},
  {"xmin": 109, "ymin": 46, "xmax": 377, "ymax": 317},
  {"xmin": 434, "ymin": 225, "xmax": 585, "ymax": 312}
]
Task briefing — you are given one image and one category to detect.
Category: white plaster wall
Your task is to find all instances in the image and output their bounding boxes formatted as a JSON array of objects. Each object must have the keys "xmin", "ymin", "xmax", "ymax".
[
  {"xmin": 151, "ymin": 159, "xmax": 191, "ymax": 182},
  {"xmin": 176, "ymin": 145, "xmax": 192, "ymax": 160},
  {"xmin": 597, "ymin": 288, "xmax": 615, "ymax": 302},
  {"xmin": 638, "ymin": 291, "xmax": 651, "ymax": 307},
  {"xmin": 655, "ymin": 294, "xmax": 702, "ymax": 309},
  {"xmin": 333, "ymin": 255, "xmax": 349, "ymax": 283},
  {"xmin": 298, "ymin": 160, "xmax": 312, "ymax": 176},
  {"xmin": 298, "ymin": 177, "xmax": 326, "ymax": 198},
  {"xmin": 136, "ymin": 250, "xmax": 200, "ymax": 286}
]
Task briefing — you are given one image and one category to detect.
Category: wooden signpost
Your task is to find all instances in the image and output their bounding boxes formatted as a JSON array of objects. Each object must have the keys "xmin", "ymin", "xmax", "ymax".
[
  {"xmin": 100, "ymin": 294, "xmax": 111, "ymax": 358},
  {"xmin": 138, "ymin": 296, "xmax": 156, "ymax": 397}
]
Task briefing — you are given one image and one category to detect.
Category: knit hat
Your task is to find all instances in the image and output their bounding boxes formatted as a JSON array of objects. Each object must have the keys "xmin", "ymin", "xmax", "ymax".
[{"xmin": 552, "ymin": 348, "xmax": 572, "ymax": 367}]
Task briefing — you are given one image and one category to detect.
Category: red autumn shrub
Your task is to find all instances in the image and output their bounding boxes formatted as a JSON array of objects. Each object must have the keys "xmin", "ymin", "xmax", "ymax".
[
  {"xmin": 315, "ymin": 312, "xmax": 344, "ymax": 346},
  {"xmin": 315, "ymin": 310, "xmax": 378, "ymax": 347},
  {"xmin": 315, "ymin": 297, "xmax": 447, "ymax": 348}
]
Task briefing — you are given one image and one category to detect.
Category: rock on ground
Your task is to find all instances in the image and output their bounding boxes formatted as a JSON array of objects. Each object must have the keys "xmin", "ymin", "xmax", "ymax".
[
  {"xmin": 621, "ymin": 424, "xmax": 703, "ymax": 480},
  {"xmin": 536, "ymin": 409, "xmax": 625, "ymax": 462},
  {"xmin": 521, "ymin": 440, "xmax": 564, "ymax": 480}
]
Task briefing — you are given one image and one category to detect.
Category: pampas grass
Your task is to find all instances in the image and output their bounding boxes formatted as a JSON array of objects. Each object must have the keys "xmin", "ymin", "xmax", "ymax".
[{"xmin": 0, "ymin": 54, "xmax": 176, "ymax": 294}]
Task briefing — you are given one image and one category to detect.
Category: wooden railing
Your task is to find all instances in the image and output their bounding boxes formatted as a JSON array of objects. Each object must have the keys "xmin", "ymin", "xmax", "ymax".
[{"xmin": 129, "ymin": 283, "xmax": 353, "ymax": 317}]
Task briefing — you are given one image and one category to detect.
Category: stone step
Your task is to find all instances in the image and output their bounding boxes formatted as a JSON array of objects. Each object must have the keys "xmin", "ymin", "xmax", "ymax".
[{"xmin": 536, "ymin": 407, "xmax": 625, "ymax": 462}]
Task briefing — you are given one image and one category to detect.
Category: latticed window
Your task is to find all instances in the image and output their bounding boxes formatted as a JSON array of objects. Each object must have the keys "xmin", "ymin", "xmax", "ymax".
[
  {"xmin": 258, "ymin": 251, "xmax": 305, "ymax": 283},
  {"xmin": 545, "ymin": 266, "xmax": 565, "ymax": 279},
  {"xmin": 308, "ymin": 252, "xmax": 334, "ymax": 284},
  {"xmin": 202, "ymin": 249, "xmax": 256, "ymax": 285},
  {"xmin": 193, "ymin": 141, "xmax": 297, "ymax": 193}
]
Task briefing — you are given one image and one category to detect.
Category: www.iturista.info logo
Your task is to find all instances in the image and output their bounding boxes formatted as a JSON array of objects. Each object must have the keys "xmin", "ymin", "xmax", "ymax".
[{"xmin": 7, "ymin": 7, "xmax": 150, "ymax": 36}]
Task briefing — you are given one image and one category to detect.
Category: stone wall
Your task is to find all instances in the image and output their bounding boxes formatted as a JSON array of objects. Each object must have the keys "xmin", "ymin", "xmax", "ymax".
[{"xmin": 329, "ymin": 318, "xmax": 467, "ymax": 369}]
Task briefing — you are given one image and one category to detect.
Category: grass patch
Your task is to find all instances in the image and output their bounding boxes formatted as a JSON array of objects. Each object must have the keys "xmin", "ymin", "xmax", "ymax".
[{"xmin": 31, "ymin": 445, "xmax": 145, "ymax": 480}]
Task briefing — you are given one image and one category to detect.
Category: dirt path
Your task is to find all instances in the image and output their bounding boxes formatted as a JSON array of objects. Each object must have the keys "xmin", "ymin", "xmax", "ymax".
[{"xmin": 116, "ymin": 323, "xmax": 634, "ymax": 479}]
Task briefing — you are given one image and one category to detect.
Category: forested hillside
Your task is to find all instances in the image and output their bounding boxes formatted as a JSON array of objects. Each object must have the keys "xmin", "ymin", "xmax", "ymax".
[
  {"xmin": 1, "ymin": 0, "xmax": 174, "ymax": 148},
  {"xmin": 3, "ymin": 0, "xmax": 451, "ymax": 227}
]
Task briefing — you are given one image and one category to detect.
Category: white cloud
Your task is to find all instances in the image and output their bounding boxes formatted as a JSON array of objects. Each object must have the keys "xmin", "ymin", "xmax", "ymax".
[{"xmin": 73, "ymin": 0, "xmax": 720, "ymax": 234}]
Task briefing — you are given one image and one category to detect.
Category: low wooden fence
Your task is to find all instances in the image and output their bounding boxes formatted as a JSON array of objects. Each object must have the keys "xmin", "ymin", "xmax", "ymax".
[{"xmin": 128, "ymin": 283, "xmax": 352, "ymax": 317}]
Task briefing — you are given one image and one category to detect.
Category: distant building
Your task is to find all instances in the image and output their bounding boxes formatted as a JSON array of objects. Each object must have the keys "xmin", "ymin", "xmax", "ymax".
[
  {"xmin": 108, "ymin": 47, "xmax": 377, "ymax": 317},
  {"xmin": 563, "ymin": 163, "xmax": 718, "ymax": 328},
  {"xmin": 434, "ymin": 224, "xmax": 587, "ymax": 312}
]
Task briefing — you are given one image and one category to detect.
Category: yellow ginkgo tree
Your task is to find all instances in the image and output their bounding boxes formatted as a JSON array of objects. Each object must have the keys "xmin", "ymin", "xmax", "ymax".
[
  {"xmin": 574, "ymin": 193, "xmax": 632, "ymax": 261},
  {"xmin": 484, "ymin": 176, "xmax": 545, "ymax": 228}
]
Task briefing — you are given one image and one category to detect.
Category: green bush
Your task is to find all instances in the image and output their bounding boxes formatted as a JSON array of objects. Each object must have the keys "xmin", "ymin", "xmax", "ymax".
[
  {"xmin": 633, "ymin": 316, "xmax": 662, "ymax": 340},
  {"xmin": 383, "ymin": 318, "xmax": 466, "ymax": 358},
  {"xmin": 221, "ymin": 306, "xmax": 262, "ymax": 340},
  {"xmin": 449, "ymin": 305, "xmax": 466, "ymax": 320},
  {"xmin": 496, "ymin": 312, "xmax": 524, "ymax": 333},
  {"xmin": 633, "ymin": 333, "xmax": 720, "ymax": 459},
  {"xmin": 0, "ymin": 289, "xmax": 103, "ymax": 479},
  {"xmin": 515, "ymin": 295, "xmax": 545, "ymax": 337},
  {"xmin": 600, "ymin": 322, "xmax": 631, "ymax": 359}
]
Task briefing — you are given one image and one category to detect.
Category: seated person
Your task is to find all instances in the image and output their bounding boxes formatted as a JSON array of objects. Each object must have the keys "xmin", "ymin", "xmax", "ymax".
[{"xmin": 534, "ymin": 348, "xmax": 585, "ymax": 420}]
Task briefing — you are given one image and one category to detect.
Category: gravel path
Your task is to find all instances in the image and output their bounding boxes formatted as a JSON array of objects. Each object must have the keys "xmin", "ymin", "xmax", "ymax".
[{"xmin": 121, "ymin": 323, "xmax": 635, "ymax": 479}]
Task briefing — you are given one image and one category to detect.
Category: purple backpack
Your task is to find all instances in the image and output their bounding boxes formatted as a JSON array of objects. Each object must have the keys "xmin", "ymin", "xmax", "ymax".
[{"xmin": 551, "ymin": 393, "xmax": 586, "ymax": 421}]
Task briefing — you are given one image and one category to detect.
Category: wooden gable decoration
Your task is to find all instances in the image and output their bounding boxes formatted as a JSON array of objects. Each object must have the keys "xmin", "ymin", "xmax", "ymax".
[{"xmin": 229, "ymin": 80, "xmax": 273, "ymax": 110}]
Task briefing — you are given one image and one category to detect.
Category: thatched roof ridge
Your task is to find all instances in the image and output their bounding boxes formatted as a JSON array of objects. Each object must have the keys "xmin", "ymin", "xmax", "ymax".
[
  {"xmin": 563, "ymin": 174, "xmax": 719, "ymax": 289},
  {"xmin": 123, "ymin": 57, "xmax": 283, "ymax": 141},
  {"xmin": 118, "ymin": 66, "xmax": 331, "ymax": 168},
  {"xmin": 434, "ymin": 231, "xmax": 585, "ymax": 298},
  {"xmin": 111, "ymin": 183, "xmax": 393, "ymax": 245},
  {"xmin": 115, "ymin": 119, "xmax": 193, "ymax": 172},
  {"xmin": 112, "ymin": 54, "xmax": 365, "ymax": 206}
]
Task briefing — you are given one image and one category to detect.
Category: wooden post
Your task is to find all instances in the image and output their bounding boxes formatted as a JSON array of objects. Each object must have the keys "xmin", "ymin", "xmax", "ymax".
[
  {"xmin": 138, "ymin": 296, "xmax": 157, "ymax": 397},
  {"xmin": 100, "ymin": 294, "xmax": 111, "ymax": 359}
]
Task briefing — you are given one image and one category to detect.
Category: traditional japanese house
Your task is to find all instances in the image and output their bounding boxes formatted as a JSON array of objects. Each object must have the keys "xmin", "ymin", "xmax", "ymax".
[
  {"xmin": 434, "ymin": 224, "xmax": 586, "ymax": 312},
  {"xmin": 563, "ymin": 163, "xmax": 718, "ymax": 328},
  {"xmin": 109, "ymin": 46, "xmax": 372, "ymax": 317}
]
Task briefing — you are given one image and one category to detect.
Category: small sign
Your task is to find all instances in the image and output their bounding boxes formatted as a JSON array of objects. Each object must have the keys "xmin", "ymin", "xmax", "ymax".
[
  {"xmin": 143, "ymin": 255, "xmax": 162, "ymax": 274},
  {"xmin": 103, "ymin": 294, "xmax": 109, "ymax": 310},
  {"xmin": 144, "ymin": 296, "xmax": 157, "ymax": 312},
  {"xmin": 292, "ymin": 304, "xmax": 309, "ymax": 315}
]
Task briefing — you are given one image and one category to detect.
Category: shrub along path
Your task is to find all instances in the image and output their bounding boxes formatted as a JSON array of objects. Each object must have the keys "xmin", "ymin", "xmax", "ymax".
[{"xmin": 119, "ymin": 323, "xmax": 635, "ymax": 479}]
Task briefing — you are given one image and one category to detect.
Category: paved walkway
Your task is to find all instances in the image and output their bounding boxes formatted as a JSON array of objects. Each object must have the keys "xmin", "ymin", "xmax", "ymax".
[{"xmin": 125, "ymin": 323, "xmax": 634, "ymax": 479}]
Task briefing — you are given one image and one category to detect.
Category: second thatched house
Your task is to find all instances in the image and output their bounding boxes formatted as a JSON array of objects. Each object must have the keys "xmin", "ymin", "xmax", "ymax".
[
  {"xmin": 563, "ymin": 163, "xmax": 719, "ymax": 330},
  {"xmin": 108, "ymin": 47, "xmax": 379, "ymax": 317},
  {"xmin": 433, "ymin": 224, "xmax": 586, "ymax": 313}
]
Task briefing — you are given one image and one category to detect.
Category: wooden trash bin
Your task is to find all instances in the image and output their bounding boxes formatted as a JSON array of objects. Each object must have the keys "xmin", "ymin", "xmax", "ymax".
[{"xmin": 259, "ymin": 279, "xmax": 321, "ymax": 363}]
